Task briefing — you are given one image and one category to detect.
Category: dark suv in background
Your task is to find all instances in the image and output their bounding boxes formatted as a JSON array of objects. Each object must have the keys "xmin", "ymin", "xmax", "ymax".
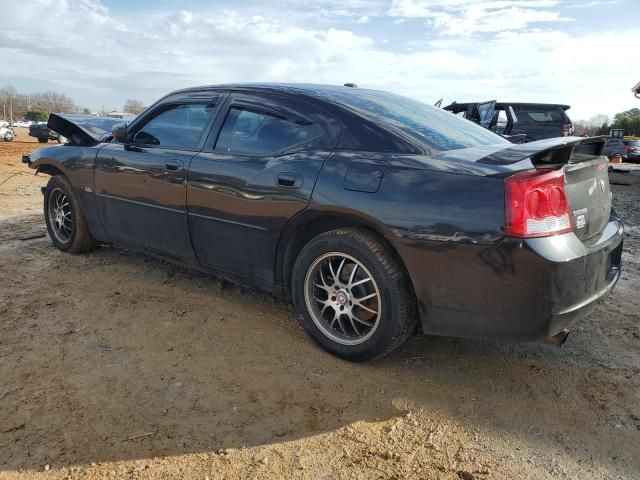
[{"xmin": 444, "ymin": 101, "xmax": 573, "ymax": 142}]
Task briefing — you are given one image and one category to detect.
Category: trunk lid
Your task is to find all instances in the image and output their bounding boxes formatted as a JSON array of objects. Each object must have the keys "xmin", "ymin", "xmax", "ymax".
[
  {"xmin": 471, "ymin": 136, "xmax": 611, "ymax": 241},
  {"xmin": 47, "ymin": 113, "xmax": 124, "ymax": 146},
  {"xmin": 562, "ymin": 156, "xmax": 611, "ymax": 241}
]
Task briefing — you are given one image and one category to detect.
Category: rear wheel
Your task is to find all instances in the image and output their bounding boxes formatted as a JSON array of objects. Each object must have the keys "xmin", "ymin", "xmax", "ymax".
[
  {"xmin": 38, "ymin": 137, "xmax": 48, "ymax": 143},
  {"xmin": 44, "ymin": 175, "xmax": 96, "ymax": 253},
  {"xmin": 292, "ymin": 228, "xmax": 415, "ymax": 362}
]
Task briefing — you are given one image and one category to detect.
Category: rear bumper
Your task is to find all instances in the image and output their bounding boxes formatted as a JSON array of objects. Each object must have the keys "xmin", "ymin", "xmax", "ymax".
[{"xmin": 396, "ymin": 218, "xmax": 624, "ymax": 342}]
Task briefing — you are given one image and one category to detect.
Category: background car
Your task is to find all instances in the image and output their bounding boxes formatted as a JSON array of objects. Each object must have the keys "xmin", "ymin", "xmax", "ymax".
[
  {"xmin": 29, "ymin": 122, "xmax": 61, "ymax": 143},
  {"xmin": 0, "ymin": 125, "xmax": 15, "ymax": 142},
  {"xmin": 601, "ymin": 137, "xmax": 640, "ymax": 162},
  {"xmin": 444, "ymin": 101, "xmax": 574, "ymax": 142},
  {"xmin": 23, "ymin": 84, "xmax": 622, "ymax": 361}
]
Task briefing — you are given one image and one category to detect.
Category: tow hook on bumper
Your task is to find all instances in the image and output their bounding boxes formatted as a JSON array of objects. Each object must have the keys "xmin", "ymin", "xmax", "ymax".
[{"xmin": 545, "ymin": 329, "xmax": 570, "ymax": 346}]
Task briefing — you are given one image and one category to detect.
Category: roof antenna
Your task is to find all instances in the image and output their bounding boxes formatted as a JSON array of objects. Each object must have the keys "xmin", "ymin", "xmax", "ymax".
[{"xmin": 343, "ymin": 83, "xmax": 357, "ymax": 88}]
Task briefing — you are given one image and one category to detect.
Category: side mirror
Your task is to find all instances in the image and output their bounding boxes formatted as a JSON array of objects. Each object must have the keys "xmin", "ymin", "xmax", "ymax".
[{"xmin": 112, "ymin": 123, "xmax": 127, "ymax": 143}]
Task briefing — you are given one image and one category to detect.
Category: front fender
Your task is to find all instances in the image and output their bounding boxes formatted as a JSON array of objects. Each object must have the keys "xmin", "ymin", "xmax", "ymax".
[{"xmin": 23, "ymin": 144, "xmax": 108, "ymax": 242}]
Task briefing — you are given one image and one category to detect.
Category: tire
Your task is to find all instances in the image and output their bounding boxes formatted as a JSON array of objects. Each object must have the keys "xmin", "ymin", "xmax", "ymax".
[
  {"xmin": 4, "ymin": 133, "xmax": 13, "ymax": 142},
  {"xmin": 44, "ymin": 175, "xmax": 96, "ymax": 253},
  {"xmin": 38, "ymin": 137, "xmax": 48, "ymax": 143},
  {"xmin": 292, "ymin": 228, "xmax": 415, "ymax": 362}
]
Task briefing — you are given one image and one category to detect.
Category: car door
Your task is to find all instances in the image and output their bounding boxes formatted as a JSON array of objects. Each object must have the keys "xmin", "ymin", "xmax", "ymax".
[
  {"xmin": 94, "ymin": 95, "xmax": 223, "ymax": 258},
  {"xmin": 474, "ymin": 100, "xmax": 496, "ymax": 129},
  {"xmin": 187, "ymin": 93, "xmax": 340, "ymax": 283}
]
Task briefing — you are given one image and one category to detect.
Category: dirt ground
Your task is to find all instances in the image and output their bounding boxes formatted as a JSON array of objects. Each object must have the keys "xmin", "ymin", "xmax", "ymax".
[{"xmin": 0, "ymin": 135, "xmax": 639, "ymax": 480}]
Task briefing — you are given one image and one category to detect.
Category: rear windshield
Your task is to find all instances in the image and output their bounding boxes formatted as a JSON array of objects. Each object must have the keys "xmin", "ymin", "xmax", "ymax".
[
  {"xmin": 318, "ymin": 89, "xmax": 508, "ymax": 151},
  {"xmin": 513, "ymin": 105, "xmax": 568, "ymax": 123}
]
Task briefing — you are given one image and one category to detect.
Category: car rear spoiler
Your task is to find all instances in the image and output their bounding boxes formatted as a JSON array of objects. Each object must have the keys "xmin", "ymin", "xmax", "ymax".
[
  {"xmin": 476, "ymin": 136, "xmax": 606, "ymax": 165},
  {"xmin": 47, "ymin": 113, "xmax": 125, "ymax": 146}
]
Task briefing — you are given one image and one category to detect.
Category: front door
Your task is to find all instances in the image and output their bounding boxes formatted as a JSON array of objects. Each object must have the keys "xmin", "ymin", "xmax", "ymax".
[
  {"xmin": 475, "ymin": 100, "xmax": 496, "ymax": 129},
  {"xmin": 95, "ymin": 99, "xmax": 222, "ymax": 258},
  {"xmin": 187, "ymin": 93, "xmax": 339, "ymax": 283}
]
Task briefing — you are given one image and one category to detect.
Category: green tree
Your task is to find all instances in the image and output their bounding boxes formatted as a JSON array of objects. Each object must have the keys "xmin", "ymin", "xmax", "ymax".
[
  {"xmin": 82, "ymin": 108, "xmax": 91, "ymax": 114},
  {"xmin": 609, "ymin": 108, "xmax": 640, "ymax": 136},
  {"xmin": 25, "ymin": 110, "xmax": 48, "ymax": 122}
]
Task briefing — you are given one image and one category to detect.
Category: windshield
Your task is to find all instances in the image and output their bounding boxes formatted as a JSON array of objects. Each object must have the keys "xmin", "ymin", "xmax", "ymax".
[{"xmin": 319, "ymin": 89, "xmax": 508, "ymax": 151}]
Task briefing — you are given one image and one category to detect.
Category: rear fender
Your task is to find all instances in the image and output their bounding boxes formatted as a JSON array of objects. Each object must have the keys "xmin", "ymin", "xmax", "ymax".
[{"xmin": 275, "ymin": 206, "xmax": 400, "ymax": 292}]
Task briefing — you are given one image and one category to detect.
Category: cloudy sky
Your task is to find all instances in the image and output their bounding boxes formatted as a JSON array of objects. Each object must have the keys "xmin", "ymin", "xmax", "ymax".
[{"xmin": 0, "ymin": 0, "xmax": 638, "ymax": 120}]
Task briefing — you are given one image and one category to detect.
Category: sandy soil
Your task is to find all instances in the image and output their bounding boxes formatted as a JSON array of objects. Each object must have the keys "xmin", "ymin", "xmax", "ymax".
[{"xmin": 0, "ymin": 138, "xmax": 639, "ymax": 480}]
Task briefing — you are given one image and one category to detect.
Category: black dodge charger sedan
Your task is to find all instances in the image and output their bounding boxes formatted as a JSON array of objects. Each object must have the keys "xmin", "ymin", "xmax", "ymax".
[{"xmin": 23, "ymin": 84, "xmax": 623, "ymax": 361}]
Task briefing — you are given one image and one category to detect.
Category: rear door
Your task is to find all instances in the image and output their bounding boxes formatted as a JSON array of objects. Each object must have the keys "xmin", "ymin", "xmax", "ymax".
[
  {"xmin": 94, "ymin": 96, "xmax": 223, "ymax": 258},
  {"xmin": 475, "ymin": 100, "xmax": 496, "ymax": 129},
  {"xmin": 187, "ymin": 92, "xmax": 340, "ymax": 283}
]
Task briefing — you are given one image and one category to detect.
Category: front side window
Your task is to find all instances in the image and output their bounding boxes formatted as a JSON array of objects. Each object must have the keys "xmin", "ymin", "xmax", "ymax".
[
  {"xmin": 215, "ymin": 107, "xmax": 320, "ymax": 156},
  {"xmin": 133, "ymin": 103, "xmax": 217, "ymax": 149}
]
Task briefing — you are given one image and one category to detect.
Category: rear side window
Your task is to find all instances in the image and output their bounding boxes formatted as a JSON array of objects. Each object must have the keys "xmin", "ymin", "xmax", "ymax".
[
  {"xmin": 513, "ymin": 105, "xmax": 568, "ymax": 124},
  {"xmin": 494, "ymin": 109, "xmax": 508, "ymax": 134},
  {"xmin": 215, "ymin": 107, "xmax": 321, "ymax": 156},
  {"xmin": 320, "ymin": 89, "xmax": 507, "ymax": 151},
  {"xmin": 133, "ymin": 103, "xmax": 217, "ymax": 149}
]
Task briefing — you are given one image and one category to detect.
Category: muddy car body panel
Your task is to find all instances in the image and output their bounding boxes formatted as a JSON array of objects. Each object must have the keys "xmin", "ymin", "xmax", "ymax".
[{"xmin": 24, "ymin": 84, "xmax": 623, "ymax": 346}]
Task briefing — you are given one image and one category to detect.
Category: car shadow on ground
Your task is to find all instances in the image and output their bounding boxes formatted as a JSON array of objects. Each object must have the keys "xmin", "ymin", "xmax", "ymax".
[{"xmin": 1, "ymin": 217, "xmax": 638, "ymax": 476}]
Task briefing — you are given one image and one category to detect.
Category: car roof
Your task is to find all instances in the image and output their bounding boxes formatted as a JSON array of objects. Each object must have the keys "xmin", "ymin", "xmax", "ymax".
[
  {"xmin": 171, "ymin": 82, "xmax": 366, "ymax": 94},
  {"xmin": 164, "ymin": 82, "xmax": 396, "ymax": 106}
]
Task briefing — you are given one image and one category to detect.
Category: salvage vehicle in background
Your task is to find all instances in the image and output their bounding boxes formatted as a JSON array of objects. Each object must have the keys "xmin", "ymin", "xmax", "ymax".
[
  {"xmin": 29, "ymin": 122, "xmax": 62, "ymax": 143},
  {"xmin": 23, "ymin": 84, "xmax": 622, "ymax": 361},
  {"xmin": 444, "ymin": 101, "xmax": 574, "ymax": 142},
  {"xmin": 601, "ymin": 137, "xmax": 640, "ymax": 162},
  {"xmin": 0, "ymin": 125, "xmax": 15, "ymax": 142}
]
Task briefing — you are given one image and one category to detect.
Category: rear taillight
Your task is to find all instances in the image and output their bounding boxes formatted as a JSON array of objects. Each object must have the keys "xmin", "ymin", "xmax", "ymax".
[
  {"xmin": 624, "ymin": 146, "xmax": 633, "ymax": 153},
  {"xmin": 505, "ymin": 169, "xmax": 573, "ymax": 238}
]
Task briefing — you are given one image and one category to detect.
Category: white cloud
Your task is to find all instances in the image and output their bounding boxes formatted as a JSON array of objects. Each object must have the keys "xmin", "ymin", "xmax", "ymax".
[
  {"xmin": 388, "ymin": 0, "xmax": 567, "ymax": 35},
  {"xmin": 0, "ymin": 0, "xmax": 638, "ymax": 119}
]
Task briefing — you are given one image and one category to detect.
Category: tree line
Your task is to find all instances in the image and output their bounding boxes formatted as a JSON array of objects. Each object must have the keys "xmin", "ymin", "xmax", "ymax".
[
  {"xmin": 563, "ymin": 108, "xmax": 640, "ymax": 137},
  {"xmin": 0, "ymin": 85, "xmax": 146, "ymax": 123}
]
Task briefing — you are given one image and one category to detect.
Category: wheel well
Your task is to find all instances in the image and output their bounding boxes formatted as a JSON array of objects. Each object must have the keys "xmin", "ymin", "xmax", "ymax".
[
  {"xmin": 36, "ymin": 164, "xmax": 64, "ymax": 177},
  {"xmin": 280, "ymin": 214, "xmax": 415, "ymax": 301}
]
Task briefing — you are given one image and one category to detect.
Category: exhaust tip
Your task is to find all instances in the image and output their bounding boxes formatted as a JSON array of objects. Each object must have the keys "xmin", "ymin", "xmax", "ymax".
[{"xmin": 545, "ymin": 329, "xmax": 570, "ymax": 346}]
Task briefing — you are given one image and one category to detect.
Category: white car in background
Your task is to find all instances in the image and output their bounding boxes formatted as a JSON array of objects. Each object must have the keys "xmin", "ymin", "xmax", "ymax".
[{"xmin": 0, "ymin": 125, "xmax": 15, "ymax": 142}]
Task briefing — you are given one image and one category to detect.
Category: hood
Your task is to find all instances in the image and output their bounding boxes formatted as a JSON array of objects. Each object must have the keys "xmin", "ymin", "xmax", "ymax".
[
  {"xmin": 47, "ymin": 113, "xmax": 124, "ymax": 146},
  {"xmin": 437, "ymin": 136, "xmax": 606, "ymax": 167}
]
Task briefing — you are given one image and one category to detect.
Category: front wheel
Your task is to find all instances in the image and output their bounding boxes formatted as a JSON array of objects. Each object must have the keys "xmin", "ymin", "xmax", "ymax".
[
  {"xmin": 292, "ymin": 228, "xmax": 415, "ymax": 362},
  {"xmin": 4, "ymin": 132, "xmax": 13, "ymax": 142},
  {"xmin": 44, "ymin": 175, "xmax": 96, "ymax": 253}
]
